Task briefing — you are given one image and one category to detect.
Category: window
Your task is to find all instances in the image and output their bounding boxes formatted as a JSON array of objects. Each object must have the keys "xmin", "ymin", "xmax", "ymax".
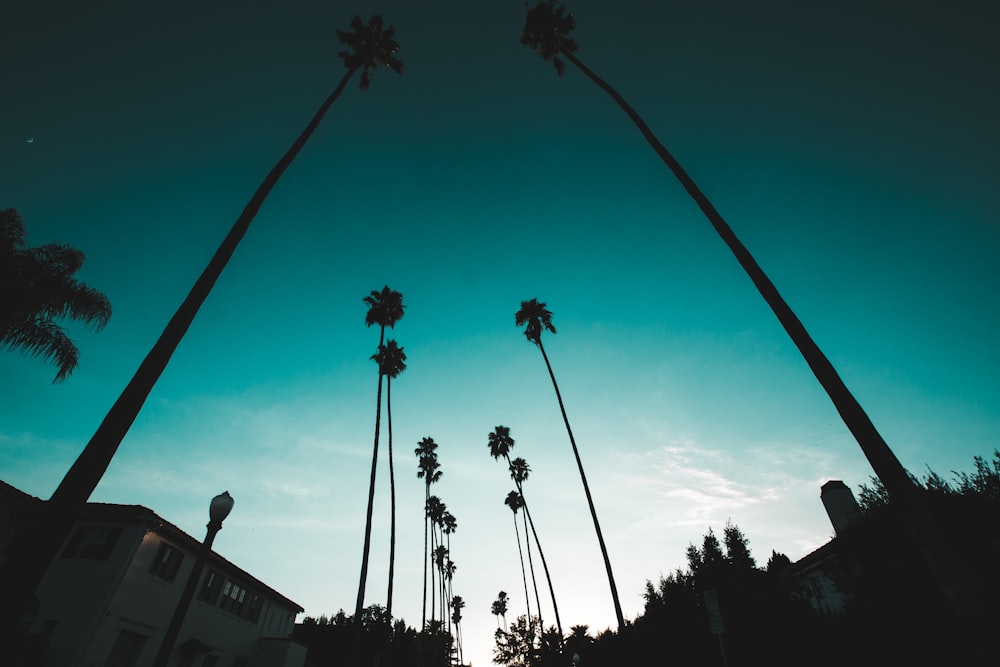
[
  {"xmin": 149, "ymin": 542, "xmax": 184, "ymax": 582},
  {"xmin": 61, "ymin": 525, "xmax": 123, "ymax": 560},
  {"xmin": 199, "ymin": 569, "xmax": 223, "ymax": 604},
  {"xmin": 245, "ymin": 594, "xmax": 263, "ymax": 623},
  {"xmin": 218, "ymin": 579, "xmax": 247, "ymax": 616}
]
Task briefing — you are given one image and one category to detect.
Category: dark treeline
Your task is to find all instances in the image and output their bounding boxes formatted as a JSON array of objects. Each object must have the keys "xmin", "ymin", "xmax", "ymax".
[{"xmin": 491, "ymin": 451, "xmax": 1000, "ymax": 667}]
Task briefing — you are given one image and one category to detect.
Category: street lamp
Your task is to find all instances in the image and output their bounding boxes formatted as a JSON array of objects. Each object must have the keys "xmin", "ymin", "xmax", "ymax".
[{"xmin": 152, "ymin": 491, "xmax": 234, "ymax": 667}]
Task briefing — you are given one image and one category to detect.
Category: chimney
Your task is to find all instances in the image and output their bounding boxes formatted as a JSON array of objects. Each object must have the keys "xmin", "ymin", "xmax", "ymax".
[{"xmin": 821, "ymin": 480, "xmax": 860, "ymax": 535}]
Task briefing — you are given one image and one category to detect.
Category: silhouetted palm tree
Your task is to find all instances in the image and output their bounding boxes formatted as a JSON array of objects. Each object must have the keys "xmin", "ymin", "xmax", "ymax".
[
  {"xmin": 514, "ymin": 299, "xmax": 624, "ymax": 629},
  {"xmin": 373, "ymin": 340, "xmax": 406, "ymax": 617},
  {"xmin": 450, "ymin": 594, "xmax": 466, "ymax": 665},
  {"xmin": 508, "ymin": 456, "xmax": 545, "ymax": 638},
  {"xmin": 356, "ymin": 288, "xmax": 405, "ymax": 627},
  {"xmin": 0, "ymin": 14, "xmax": 405, "ymax": 636},
  {"xmin": 520, "ymin": 1, "xmax": 914, "ymax": 505},
  {"xmin": 505, "ymin": 490, "xmax": 534, "ymax": 636},
  {"xmin": 416, "ymin": 437, "xmax": 442, "ymax": 627},
  {"xmin": 0, "ymin": 208, "xmax": 111, "ymax": 382},
  {"xmin": 425, "ymin": 495, "xmax": 446, "ymax": 624},
  {"xmin": 488, "ymin": 426, "xmax": 564, "ymax": 639},
  {"xmin": 492, "ymin": 591, "xmax": 510, "ymax": 630}
]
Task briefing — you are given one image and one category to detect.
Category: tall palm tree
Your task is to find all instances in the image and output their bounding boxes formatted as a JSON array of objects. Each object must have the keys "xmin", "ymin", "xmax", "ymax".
[
  {"xmin": 450, "ymin": 594, "xmax": 466, "ymax": 665},
  {"xmin": 0, "ymin": 15, "xmax": 404, "ymax": 635},
  {"xmin": 373, "ymin": 340, "xmax": 406, "ymax": 617},
  {"xmin": 425, "ymin": 495, "xmax": 446, "ymax": 624},
  {"xmin": 415, "ymin": 437, "xmax": 442, "ymax": 627},
  {"xmin": 0, "ymin": 208, "xmax": 112, "ymax": 382},
  {"xmin": 519, "ymin": 1, "xmax": 915, "ymax": 505},
  {"xmin": 512, "ymin": 298, "xmax": 627, "ymax": 630},
  {"xmin": 355, "ymin": 288, "xmax": 405, "ymax": 627},
  {"xmin": 488, "ymin": 426, "xmax": 564, "ymax": 638},
  {"xmin": 504, "ymin": 490, "xmax": 534, "ymax": 635}
]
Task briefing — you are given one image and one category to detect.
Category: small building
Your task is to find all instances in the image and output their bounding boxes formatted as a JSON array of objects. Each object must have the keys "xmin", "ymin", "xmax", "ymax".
[{"xmin": 0, "ymin": 481, "xmax": 306, "ymax": 667}]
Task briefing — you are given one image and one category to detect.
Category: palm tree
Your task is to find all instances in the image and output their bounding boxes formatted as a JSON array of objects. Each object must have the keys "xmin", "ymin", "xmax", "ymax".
[
  {"xmin": 0, "ymin": 15, "xmax": 404, "ymax": 635},
  {"xmin": 488, "ymin": 426, "xmax": 564, "ymax": 639},
  {"xmin": 514, "ymin": 297, "xmax": 627, "ymax": 630},
  {"xmin": 492, "ymin": 591, "xmax": 510, "ymax": 630},
  {"xmin": 0, "ymin": 208, "xmax": 112, "ymax": 382},
  {"xmin": 504, "ymin": 490, "xmax": 534, "ymax": 635},
  {"xmin": 425, "ymin": 495, "xmax": 446, "ymax": 624},
  {"xmin": 415, "ymin": 437, "xmax": 442, "ymax": 627},
  {"xmin": 519, "ymin": 1, "xmax": 915, "ymax": 506},
  {"xmin": 355, "ymin": 288, "xmax": 405, "ymax": 627},
  {"xmin": 373, "ymin": 340, "xmax": 406, "ymax": 617},
  {"xmin": 450, "ymin": 594, "xmax": 466, "ymax": 665},
  {"xmin": 508, "ymin": 456, "xmax": 545, "ymax": 636}
]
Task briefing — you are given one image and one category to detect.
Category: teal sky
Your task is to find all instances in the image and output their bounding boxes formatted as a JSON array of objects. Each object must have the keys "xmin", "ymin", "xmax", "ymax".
[{"xmin": 3, "ymin": 2, "xmax": 998, "ymax": 665}]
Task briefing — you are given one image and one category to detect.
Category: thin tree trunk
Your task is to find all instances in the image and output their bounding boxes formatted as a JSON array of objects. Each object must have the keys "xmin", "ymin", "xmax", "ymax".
[
  {"xmin": 0, "ymin": 67, "xmax": 359, "ymax": 636},
  {"xmin": 537, "ymin": 338, "xmax": 625, "ymax": 630},
  {"xmin": 513, "ymin": 513, "xmax": 533, "ymax": 629},
  {"xmin": 521, "ymin": 507, "xmax": 544, "ymax": 636},
  {"xmin": 422, "ymin": 486, "xmax": 429, "ymax": 629},
  {"xmin": 562, "ymin": 50, "xmax": 915, "ymax": 504},
  {"xmin": 355, "ymin": 326, "xmax": 386, "ymax": 624},
  {"xmin": 386, "ymin": 377, "xmax": 396, "ymax": 618}
]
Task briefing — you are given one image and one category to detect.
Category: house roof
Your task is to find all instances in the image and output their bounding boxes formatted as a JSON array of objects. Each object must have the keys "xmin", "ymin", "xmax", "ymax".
[{"xmin": 0, "ymin": 480, "xmax": 303, "ymax": 612}]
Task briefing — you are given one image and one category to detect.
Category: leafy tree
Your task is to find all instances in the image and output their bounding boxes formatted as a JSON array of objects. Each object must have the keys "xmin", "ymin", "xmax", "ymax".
[
  {"xmin": 0, "ymin": 14, "xmax": 404, "ymax": 637},
  {"xmin": 373, "ymin": 339, "xmax": 407, "ymax": 616},
  {"xmin": 356, "ymin": 288, "xmax": 405, "ymax": 631},
  {"xmin": 0, "ymin": 208, "xmax": 111, "ymax": 381},
  {"xmin": 514, "ymin": 299, "xmax": 623, "ymax": 630},
  {"xmin": 519, "ymin": 0, "xmax": 914, "ymax": 507},
  {"xmin": 415, "ymin": 437, "xmax": 442, "ymax": 627}
]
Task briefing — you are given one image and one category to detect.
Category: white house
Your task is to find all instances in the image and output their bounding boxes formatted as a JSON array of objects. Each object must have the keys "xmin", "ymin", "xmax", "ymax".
[{"xmin": 0, "ymin": 481, "xmax": 306, "ymax": 667}]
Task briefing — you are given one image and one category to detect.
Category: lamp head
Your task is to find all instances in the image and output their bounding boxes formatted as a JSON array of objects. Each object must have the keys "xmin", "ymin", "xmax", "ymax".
[{"xmin": 209, "ymin": 491, "xmax": 235, "ymax": 525}]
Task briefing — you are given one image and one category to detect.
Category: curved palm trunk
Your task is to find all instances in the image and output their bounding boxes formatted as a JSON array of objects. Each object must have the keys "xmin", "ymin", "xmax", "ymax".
[
  {"xmin": 356, "ymin": 326, "xmax": 386, "ymax": 625},
  {"xmin": 536, "ymin": 337, "xmax": 625, "ymax": 630},
  {"xmin": 562, "ymin": 50, "xmax": 915, "ymax": 504},
  {"xmin": 0, "ymin": 67, "xmax": 360, "ymax": 636},
  {"xmin": 386, "ymin": 377, "xmax": 397, "ymax": 617}
]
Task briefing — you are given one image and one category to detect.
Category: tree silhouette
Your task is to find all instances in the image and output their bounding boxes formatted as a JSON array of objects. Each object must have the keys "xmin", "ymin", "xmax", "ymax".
[
  {"xmin": 0, "ymin": 208, "xmax": 111, "ymax": 382},
  {"xmin": 520, "ymin": 1, "xmax": 914, "ymax": 506},
  {"xmin": 505, "ymin": 490, "xmax": 535, "ymax": 643},
  {"xmin": 492, "ymin": 591, "xmax": 510, "ymax": 630},
  {"xmin": 373, "ymin": 339, "xmax": 407, "ymax": 617},
  {"xmin": 416, "ymin": 438, "xmax": 442, "ymax": 627},
  {"xmin": 488, "ymin": 426, "xmax": 564, "ymax": 639},
  {"xmin": 514, "ymin": 299, "xmax": 624, "ymax": 629},
  {"xmin": 356, "ymin": 287, "xmax": 405, "ymax": 632},
  {"xmin": 0, "ymin": 15, "xmax": 404, "ymax": 636}
]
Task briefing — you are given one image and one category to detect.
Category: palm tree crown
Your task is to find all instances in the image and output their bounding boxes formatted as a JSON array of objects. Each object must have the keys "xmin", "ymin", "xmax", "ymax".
[
  {"xmin": 1, "ymin": 208, "xmax": 111, "ymax": 381},
  {"xmin": 515, "ymin": 298, "xmax": 556, "ymax": 346},
  {"xmin": 520, "ymin": 1, "xmax": 579, "ymax": 76},
  {"xmin": 363, "ymin": 285, "xmax": 405, "ymax": 333},
  {"xmin": 509, "ymin": 457, "xmax": 531, "ymax": 485},
  {"xmin": 337, "ymin": 15, "xmax": 405, "ymax": 91},
  {"xmin": 372, "ymin": 339, "xmax": 406, "ymax": 378},
  {"xmin": 488, "ymin": 425, "xmax": 516, "ymax": 460}
]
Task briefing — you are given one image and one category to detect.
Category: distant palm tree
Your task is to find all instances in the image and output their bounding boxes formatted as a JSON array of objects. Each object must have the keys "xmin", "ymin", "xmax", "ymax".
[
  {"xmin": 488, "ymin": 426, "xmax": 564, "ymax": 638},
  {"xmin": 356, "ymin": 288, "xmax": 405, "ymax": 627},
  {"xmin": 425, "ymin": 496, "xmax": 446, "ymax": 623},
  {"xmin": 504, "ymin": 490, "xmax": 534, "ymax": 636},
  {"xmin": 0, "ymin": 14, "xmax": 405, "ymax": 636},
  {"xmin": 0, "ymin": 208, "xmax": 111, "ymax": 382},
  {"xmin": 450, "ymin": 594, "xmax": 466, "ymax": 665},
  {"xmin": 492, "ymin": 591, "xmax": 510, "ymax": 630},
  {"xmin": 373, "ymin": 340, "xmax": 406, "ymax": 617},
  {"xmin": 514, "ymin": 299, "xmax": 625, "ymax": 629},
  {"xmin": 415, "ymin": 437, "xmax": 442, "ymax": 627},
  {"xmin": 519, "ymin": 1, "xmax": 915, "ymax": 505},
  {"xmin": 508, "ymin": 456, "xmax": 546, "ymax": 638}
]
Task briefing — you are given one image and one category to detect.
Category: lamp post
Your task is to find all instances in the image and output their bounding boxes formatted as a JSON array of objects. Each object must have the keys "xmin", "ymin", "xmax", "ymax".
[{"xmin": 152, "ymin": 491, "xmax": 234, "ymax": 667}]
